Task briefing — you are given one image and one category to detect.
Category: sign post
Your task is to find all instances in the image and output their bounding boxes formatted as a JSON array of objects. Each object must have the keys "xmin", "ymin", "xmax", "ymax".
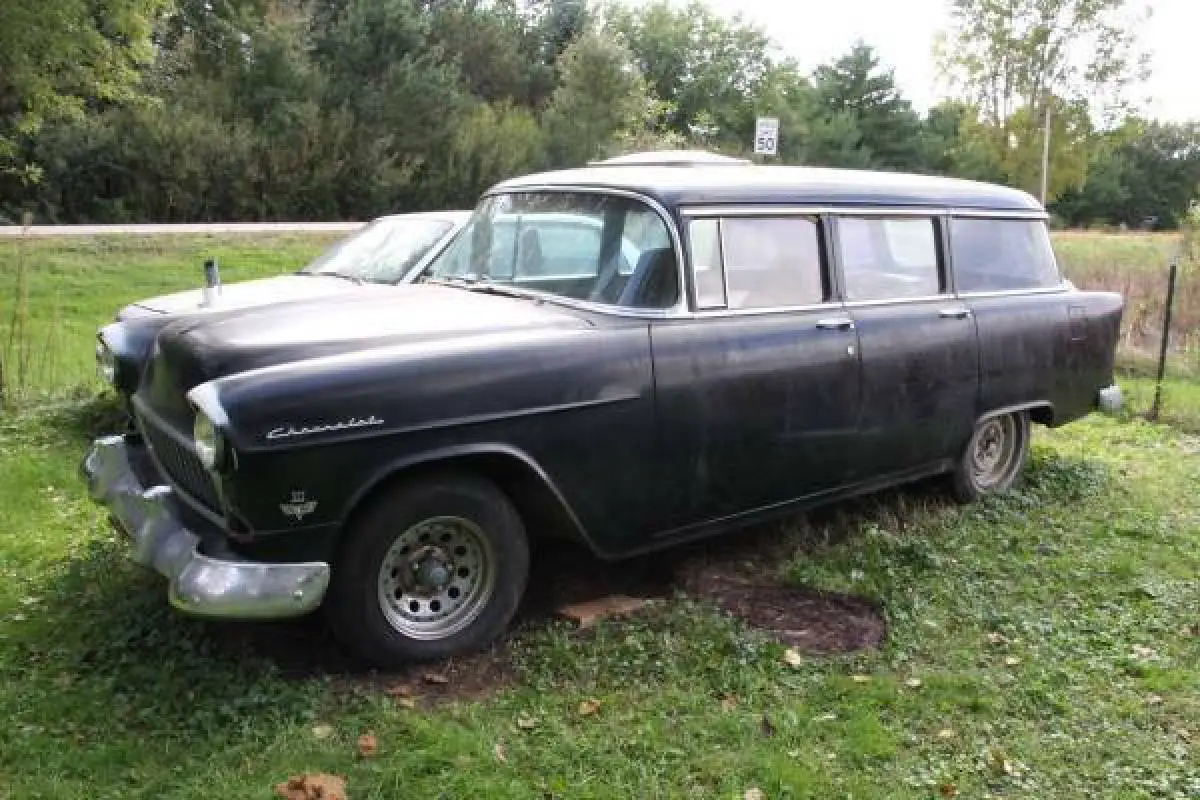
[{"xmin": 753, "ymin": 117, "xmax": 779, "ymax": 158}]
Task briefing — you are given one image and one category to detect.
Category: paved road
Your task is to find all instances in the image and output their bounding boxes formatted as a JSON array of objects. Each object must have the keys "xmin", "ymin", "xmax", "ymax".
[{"xmin": 0, "ymin": 222, "xmax": 365, "ymax": 237}]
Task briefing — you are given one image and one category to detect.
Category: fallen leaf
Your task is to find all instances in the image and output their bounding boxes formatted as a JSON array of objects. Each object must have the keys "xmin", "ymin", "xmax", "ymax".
[
  {"xmin": 782, "ymin": 648, "xmax": 804, "ymax": 668},
  {"xmin": 939, "ymin": 782, "xmax": 958, "ymax": 798},
  {"xmin": 356, "ymin": 733, "xmax": 378, "ymax": 758},
  {"xmin": 516, "ymin": 713, "xmax": 538, "ymax": 730},
  {"xmin": 423, "ymin": 672, "xmax": 449, "ymax": 685},
  {"xmin": 851, "ymin": 674, "xmax": 871, "ymax": 683},
  {"xmin": 578, "ymin": 699, "xmax": 601, "ymax": 717},
  {"xmin": 985, "ymin": 632, "xmax": 1008, "ymax": 645},
  {"xmin": 719, "ymin": 694, "xmax": 738, "ymax": 712},
  {"xmin": 760, "ymin": 713, "xmax": 776, "ymax": 738},
  {"xmin": 1003, "ymin": 656, "xmax": 1021, "ymax": 667},
  {"xmin": 905, "ymin": 677, "xmax": 923, "ymax": 689},
  {"xmin": 744, "ymin": 789, "xmax": 766, "ymax": 800},
  {"xmin": 936, "ymin": 728, "xmax": 956, "ymax": 740},
  {"xmin": 311, "ymin": 724, "xmax": 334, "ymax": 740},
  {"xmin": 275, "ymin": 773, "xmax": 347, "ymax": 800},
  {"xmin": 493, "ymin": 742, "xmax": 508, "ymax": 763}
]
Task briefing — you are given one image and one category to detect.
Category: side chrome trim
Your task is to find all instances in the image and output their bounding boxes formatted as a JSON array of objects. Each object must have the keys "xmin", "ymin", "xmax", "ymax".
[
  {"xmin": 843, "ymin": 294, "xmax": 949, "ymax": 309},
  {"xmin": 83, "ymin": 435, "xmax": 329, "ymax": 619},
  {"xmin": 956, "ymin": 286, "xmax": 1069, "ymax": 299},
  {"xmin": 682, "ymin": 301, "xmax": 844, "ymax": 319}
]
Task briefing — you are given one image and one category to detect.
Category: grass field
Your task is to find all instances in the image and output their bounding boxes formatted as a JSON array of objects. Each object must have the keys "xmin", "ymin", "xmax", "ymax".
[
  {"xmin": 0, "ymin": 233, "xmax": 340, "ymax": 403},
  {"xmin": 0, "ymin": 404, "xmax": 1196, "ymax": 798}
]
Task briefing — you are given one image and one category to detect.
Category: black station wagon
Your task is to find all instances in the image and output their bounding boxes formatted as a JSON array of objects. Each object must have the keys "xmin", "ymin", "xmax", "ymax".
[{"xmin": 84, "ymin": 159, "xmax": 1124, "ymax": 665}]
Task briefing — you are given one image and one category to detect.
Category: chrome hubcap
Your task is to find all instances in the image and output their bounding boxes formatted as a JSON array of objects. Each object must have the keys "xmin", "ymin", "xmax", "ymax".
[
  {"xmin": 971, "ymin": 416, "xmax": 1018, "ymax": 489},
  {"xmin": 377, "ymin": 516, "xmax": 495, "ymax": 640}
]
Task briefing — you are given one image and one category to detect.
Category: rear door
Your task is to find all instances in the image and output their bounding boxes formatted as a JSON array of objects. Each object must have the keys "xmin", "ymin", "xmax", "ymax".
[
  {"xmin": 948, "ymin": 215, "xmax": 1074, "ymax": 417},
  {"xmin": 834, "ymin": 214, "xmax": 980, "ymax": 477},
  {"xmin": 649, "ymin": 212, "xmax": 862, "ymax": 537}
]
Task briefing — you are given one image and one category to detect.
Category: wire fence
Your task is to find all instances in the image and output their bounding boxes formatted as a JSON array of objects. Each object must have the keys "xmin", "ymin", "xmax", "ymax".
[{"xmin": 1057, "ymin": 227, "xmax": 1199, "ymax": 433}]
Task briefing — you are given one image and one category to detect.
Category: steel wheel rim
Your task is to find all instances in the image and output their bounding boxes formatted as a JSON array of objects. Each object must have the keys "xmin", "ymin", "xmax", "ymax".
[
  {"xmin": 970, "ymin": 416, "xmax": 1018, "ymax": 490},
  {"xmin": 377, "ymin": 516, "xmax": 496, "ymax": 640}
]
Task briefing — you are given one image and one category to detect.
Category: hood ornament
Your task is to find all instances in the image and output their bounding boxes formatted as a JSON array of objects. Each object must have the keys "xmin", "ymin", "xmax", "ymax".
[{"xmin": 201, "ymin": 257, "xmax": 222, "ymax": 308}]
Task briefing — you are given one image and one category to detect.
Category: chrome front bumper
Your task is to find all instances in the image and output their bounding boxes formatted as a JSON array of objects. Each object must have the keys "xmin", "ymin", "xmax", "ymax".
[
  {"xmin": 1097, "ymin": 384, "xmax": 1124, "ymax": 414},
  {"xmin": 82, "ymin": 435, "xmax": 330, "ymax": 619}
]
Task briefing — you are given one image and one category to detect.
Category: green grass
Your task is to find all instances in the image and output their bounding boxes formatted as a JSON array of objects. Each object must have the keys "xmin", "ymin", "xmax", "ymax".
[
  {"xmin": 0, "ymin": 404, "xmax": 1196, "ymax": 798},
  {"xmin": 1117, "ymin": 375, "xmax": 1200, "ymax": 433},
  {"xmin": 0, "ymin": 234, "xmax": 338, "ymax": 402}
]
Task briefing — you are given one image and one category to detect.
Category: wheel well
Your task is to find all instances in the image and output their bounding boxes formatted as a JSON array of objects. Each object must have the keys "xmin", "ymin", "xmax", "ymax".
[
  {"xmin": 980, "ymin": 403, "xmax": 1054, "ymax": 427},
  {"xmin": 1028, "ymin": 405, "xmax": 1054, "ymax": 426},
  {"xmin": 341, "ymin": 453, "xmax": 589, "ymax": 553}
]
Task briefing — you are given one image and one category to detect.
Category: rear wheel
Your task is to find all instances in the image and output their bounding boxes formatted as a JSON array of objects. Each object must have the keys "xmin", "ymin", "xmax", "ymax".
[
  {"xmin": 951, "ymin": 411, "xmax": 1031, "ymax": 503},
  {"xmin": 325, "ymin": 473, "xmax": 529, "ymax": 667}
]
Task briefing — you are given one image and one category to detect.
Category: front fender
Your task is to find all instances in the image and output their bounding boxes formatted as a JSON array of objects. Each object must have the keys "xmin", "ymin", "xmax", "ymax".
[{"xmin": 339, "ymin": 442, "xmax": 596, "ymax": 551}]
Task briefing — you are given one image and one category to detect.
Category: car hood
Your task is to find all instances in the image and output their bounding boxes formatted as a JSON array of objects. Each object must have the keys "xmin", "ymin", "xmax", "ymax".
[
  {"xmin": 150, "ymin": 284, "xmax": 594, "ymax": 398},
  {"xmin": 131, "ymin": 274, "xmax": 381, "ymax": 315}
]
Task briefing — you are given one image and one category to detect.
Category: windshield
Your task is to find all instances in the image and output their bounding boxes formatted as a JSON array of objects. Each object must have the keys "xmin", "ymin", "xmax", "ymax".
[
  {"xmin": 302, "ymin": 216, "xmax": 455, "ymax": 283},
  {"xmin": 427, "ymin": 192, "xmax": 679, "ymax": 309}
]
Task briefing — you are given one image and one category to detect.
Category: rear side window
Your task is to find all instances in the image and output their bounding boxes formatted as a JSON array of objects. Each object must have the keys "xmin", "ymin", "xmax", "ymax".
[
  {"xmin": 951, "ymin": 218, "xmax": 1061, "ymax": 292},
  {"xmin": 687, "ymin": 216, "xmax": 826, "ymax": 310},
  {"xmin": 838, "ymin": 217, "xmax": 941, "ymax": 301}
]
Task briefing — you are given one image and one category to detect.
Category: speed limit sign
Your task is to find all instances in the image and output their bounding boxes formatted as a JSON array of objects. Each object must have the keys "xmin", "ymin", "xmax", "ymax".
[{"xmin": 754, "ymin": 117, "xmax": 779, "ymax": 156}]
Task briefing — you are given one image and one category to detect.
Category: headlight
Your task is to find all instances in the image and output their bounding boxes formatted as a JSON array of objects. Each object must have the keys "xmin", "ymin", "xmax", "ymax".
[
  {"xmin": 96, "ymin": 341, "xmax": 117, "ymax": 385},
  {"xmin": 193, "ymin": 411, "xmax": 224, "ymax": 471}
]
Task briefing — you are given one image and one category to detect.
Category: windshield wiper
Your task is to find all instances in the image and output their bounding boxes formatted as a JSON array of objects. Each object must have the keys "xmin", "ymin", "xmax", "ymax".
[
  {"xmin": 323, "ymin": 272, "xmax": 366, "ymax": 285},
  {"xmin": 427, "ymin": 277, "xmax": 531, "ymax": 300}
]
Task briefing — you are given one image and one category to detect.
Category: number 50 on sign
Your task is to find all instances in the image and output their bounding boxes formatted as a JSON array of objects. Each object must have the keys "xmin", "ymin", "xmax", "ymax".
[{"xmin": 754, "ymin": 117, "xmax": 779, "ymax": 156}]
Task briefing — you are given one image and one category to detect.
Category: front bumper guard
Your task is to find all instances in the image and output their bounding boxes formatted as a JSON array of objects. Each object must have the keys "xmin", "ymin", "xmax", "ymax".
[{"xmin": 82, "ymin": 435, "xmax": 330, "ymax": 619}]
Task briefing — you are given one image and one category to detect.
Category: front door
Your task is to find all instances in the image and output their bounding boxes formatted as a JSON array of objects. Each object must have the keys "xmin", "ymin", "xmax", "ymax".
[{"xmin": 646, "ymin": 214, "xmax": 862, "ymax": 543}]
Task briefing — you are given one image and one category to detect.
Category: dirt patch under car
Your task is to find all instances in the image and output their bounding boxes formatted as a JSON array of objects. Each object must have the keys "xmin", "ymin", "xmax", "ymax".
[{"xmin": 203, "ymin": 525, "xmax": 887, "ymax": 702}]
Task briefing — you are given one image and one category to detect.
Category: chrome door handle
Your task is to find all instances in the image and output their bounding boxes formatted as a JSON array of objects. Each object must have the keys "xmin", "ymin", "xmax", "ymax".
[
  {"xmin": 938, "ymin": 307, "xmax": 972, "ymax": 319},
  {"xmin": 816, "ymin": 317, "xmax": 855, "ymax": 331}
]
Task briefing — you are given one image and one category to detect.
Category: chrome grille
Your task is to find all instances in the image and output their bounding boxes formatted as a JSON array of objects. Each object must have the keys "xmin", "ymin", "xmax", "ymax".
[{"xmin": 137, "ymin": 410, "xmax": 222, "ymax": 512}]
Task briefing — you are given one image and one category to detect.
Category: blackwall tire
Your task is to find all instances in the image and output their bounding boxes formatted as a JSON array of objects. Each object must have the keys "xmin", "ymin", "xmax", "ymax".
[
  {"xmin": 952, "ymin": 411, "xmax": 1031, "ymax": 503},
  {"xmin": 325, "ymin": 473, "xmax": 529, "ymax": 667}
]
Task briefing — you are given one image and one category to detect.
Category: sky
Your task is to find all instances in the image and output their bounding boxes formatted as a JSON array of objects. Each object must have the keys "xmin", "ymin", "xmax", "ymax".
[{"xmin": 677, "ymin": 0, "xmax": 1200, "ymax": 123}]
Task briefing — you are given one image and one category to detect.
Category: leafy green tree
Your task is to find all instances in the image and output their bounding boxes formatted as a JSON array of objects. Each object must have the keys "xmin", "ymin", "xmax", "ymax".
[
  {"xmin": 0, "ymin": 0, "xmax": 169, "ymax": 180},
  {"xmin": 541, "ymin": 29, "xmax": 652, "ymax": 167},
  {"xmin": 813, "ymin": 43, "xmax": 927, "ymax": 170},
  {"xmin": 938, "ymin": 0, "xmax": 1148, "ymax": 199},
  {"xmin": 602, "ymin": 0, "xmax": 773, "ymax": 151},
  {"xmin": 1055, "ymin": 120, "xmax": 1200, "ymax": 228}
]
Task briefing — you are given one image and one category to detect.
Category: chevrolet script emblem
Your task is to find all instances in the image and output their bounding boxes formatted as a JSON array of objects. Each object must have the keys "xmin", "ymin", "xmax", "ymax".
[{"xmin": 280, "ymin": 491, "xmax": 318, "ymax": 522}]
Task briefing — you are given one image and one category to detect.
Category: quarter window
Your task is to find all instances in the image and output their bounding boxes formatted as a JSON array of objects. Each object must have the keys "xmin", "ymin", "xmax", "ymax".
[
  {"xmin": 838, "ymin": 217, "xmax": 941, "ymax": 301},
  {"xmin": 689, "ymin": 218, "xmax": 726, "ymax": 309},
  {"xmin": 951, "ymin": 218, "xmax": 1062, "ymax": 292},
  {"xmin": 687, "ymin": 216, "xmax": 826, "ymax": 310}
]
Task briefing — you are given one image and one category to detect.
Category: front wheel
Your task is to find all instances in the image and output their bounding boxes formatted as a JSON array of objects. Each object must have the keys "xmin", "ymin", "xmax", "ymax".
[
  {"xmin": 325, "ymin": 473, "xmax": 529, "ymax": 667},
  {"xmin": 951, "ymin": 411, "xmax": 1031, "ymax": 503}
]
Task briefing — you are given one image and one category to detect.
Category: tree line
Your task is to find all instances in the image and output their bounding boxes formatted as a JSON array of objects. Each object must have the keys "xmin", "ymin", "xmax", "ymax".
[{"xmin": 1, "ymin": 0, "xmax": 1198, "ymax": 228}]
